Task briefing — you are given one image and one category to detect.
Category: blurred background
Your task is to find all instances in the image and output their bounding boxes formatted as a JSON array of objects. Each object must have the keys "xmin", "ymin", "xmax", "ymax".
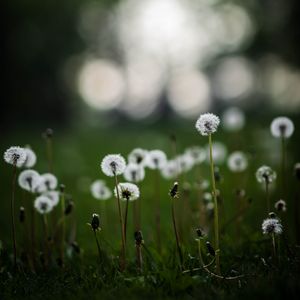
[{"xmin": 1, "ymin": 0, "xmax": 300, "ymax": 252}]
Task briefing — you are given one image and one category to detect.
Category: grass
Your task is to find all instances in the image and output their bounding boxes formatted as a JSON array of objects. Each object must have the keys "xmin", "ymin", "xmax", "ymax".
[{"xmin": 0, "ymin": 117, "xmax": 300, "ymax": 299}]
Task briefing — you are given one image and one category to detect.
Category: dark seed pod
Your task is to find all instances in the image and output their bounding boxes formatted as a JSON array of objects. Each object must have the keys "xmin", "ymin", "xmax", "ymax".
[
  {"xmin": 134, "ymin": 230, "xmax": 143, "ymax": 246},
  {"xmin": 269, "ymin": 212, "xmax": 277, "ymax": 219},
  {"xmin": 44, "ymin": 128, "xmax": 54, "ymax": 138},
  {"xmin": 169, "ymin": 182, "xmax": 179, "ymax": 198},
  {"xmin": 19, "ymin": 206, "xmax": 25, "ymax": 223},
  {"xmin": 294, "ymin": 163, "xmax": 300, "ymax": 181},
  {"xmin": 59, "ymin": 184, "xmax": 66, "ymax": 193},
  {"xmin": 196, "ymin": 228, "xmax": 204, "ymax": 238},
  {"xmin": 91, "ymin": 213, "xmax": 100, "ymax": 231},
  {"xmin": 206, "ymin": 241, "xmax": 215, "ymax": 257},
  {"xmin": 64, "ymin": 200, "xmax": 74, "ymax": 215}
]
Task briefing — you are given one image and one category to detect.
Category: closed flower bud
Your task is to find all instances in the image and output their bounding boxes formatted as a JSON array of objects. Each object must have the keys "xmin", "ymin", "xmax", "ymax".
[
  {"xmin": 91, "ymin": 213, "xmax": 100, "ymax": 231},
  {"xmin": 134, "ymin": 230, "xmax": 143, "ymax": 246},
  {"xmin": 294, "ymin": 163, "xmax": 300, "ymax": 181},
  {"xmin": 59, "ymin": 184, "xmax": 65, "ymax": 193},
  {"xmin": 43, "ymin": 128, "xmax": 54, "ymax": 138},
  {"xmin": 169, "ymin": 182, "xmax": 179, "ymax": 198},
  {"xmin": 206, "ymin": 241, "xmax": 215, "ymax": 257},
  {"xmin": 19, "ymin": 206, "xmax": 25, "ymax": 223},
  {"xmin": 196, "ymin": 228, "xmax": 204, "ymax": 238},
  {"xmin": 64, "ymin": 200, "xmax": 74, "ymax": 215},
  {"xmin": 269, "ymin": 212, "xmax": 277, "ymax": 219}
]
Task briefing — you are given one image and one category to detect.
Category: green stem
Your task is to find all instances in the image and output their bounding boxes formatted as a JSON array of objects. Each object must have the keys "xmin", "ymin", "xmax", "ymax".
[
  {"xmin": 155, "ymin": 169, "xmax": 161, "ymax": 253},
  {"xmin": 43, "ymin": 215, "xmax": 50, "ymax": 266},
  {"xmin": 60, "ymin": 191, "xmax": 65, "ymax": 265},
  {"xmin": 46, "ymin": 137, "xmax": 53, "ymax": 173},
  {"xmin": 281, "ymin": 136, "xmax": 286, "ymax": 196},
  {"xmin": 271, "ymin": 233, "xmax": 277, "ymax": 261},
  {"xmin": 208, "ymin": 134, "xmax": 220, "ymax": 274},
  {"xmin": 265, "ymin": 179, "xmax": 270, "ymax": 213},
  {"xmin": 124, "ymin": 197, "xmax": 129, "ymax": 243},
  {"xmin": 114, "ymin": 174, "xmax": 126, "ymax": 271},
  {"xmin": 94, "ymin": 231, "xmax": 102, "ymax": 263},
  {"xmin": 11, "ymin": 165, "xmax": 17, "ymax": 269}
]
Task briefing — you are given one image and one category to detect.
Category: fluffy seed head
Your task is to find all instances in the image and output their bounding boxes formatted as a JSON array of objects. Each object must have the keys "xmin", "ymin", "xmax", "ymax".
[
  {"xmin": 270, "ymin": 117, "xmax": 294, "ymax": 138},
  {"xmin": 114, "ymin": 182, "xmax": 140, "ymax": 201},
  {"xmin": 185, "ymin": 146, "xmax": 206, "ymax": 164},
  {"xmin": 23, "ymin": 147, "xmax": 37, "ymax": 168},
  {"xmin": 34, "ymin": 195, "xmax": 54, "ymax": 214},
  {"xmin": 222, "ymin": 107, "xmax": 245, "ymax": 131},
  {"xmin": 18, "ymin": 169, "xmax": 41, "ymax": 193},
  {"xmin": 4, "ymin": 146, "xmax": 27, "ymax": 167},
  {"xmin": 256, "ymin": 165, "xmax": 277, "ymax": 184},
  {"xmin": 275, "ymin": 199, "xmax": 287, "ymax": 212},
  {"xmin": 195, "ymin": 113, "xmax": 220, "ymax": 136},
  {"xmin": 90, "ymin": 180, "xmax": 112, "ymax": 200},
  {"xmin": 176, "ymin": 154, "xmax": 194, "ymax": 173},
  {"xmin": 101, "ymin": 154, "xmax": 126, "ymax": 177},
  {"xmin": 146, "ymin": 150, "xmax": 167, "ymax": 170},
  {"xmin": 128, "ymin": 148, "xmax": 148, "ymax": 166},
  {"xmin": 160, "ymin": 160, "xmax": 179, "ymax": 180},
  {"xmin": 35, "ymin": 173, "xmax": 58, "ymax": 193},
  {"xmin": 42, "ymin": 191, "xmax": 60, "ymax": 206},
  {"xmin": 227, "ymin": 151, "xmax": 248, "ymax": 172},
  {"xmin": 123, "ymin": 163, "xmax": 145, "ymax": 183},
  {"xmin": 262, "ymin": 218, "xmax": 283, "ymax": 235}
]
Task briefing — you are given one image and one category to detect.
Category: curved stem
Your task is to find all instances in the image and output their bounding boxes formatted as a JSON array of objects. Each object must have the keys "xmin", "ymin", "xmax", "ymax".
[
  {"xmin": 208, "ymin": 134, "xmax": 220, "ymax": 274},
  {"xmin": 114, "ymin": 174, "xmax": 126, "ymax": 271}
]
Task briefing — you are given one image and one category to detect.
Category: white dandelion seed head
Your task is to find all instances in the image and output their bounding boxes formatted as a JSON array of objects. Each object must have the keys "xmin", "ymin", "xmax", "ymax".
[
  {"xmin": 34, "ymin": 195, "xmax": 54, "ymax": 214},
  {"xmin": 128, "ymin": 148, "xmax": 148, "ymax": 166},
  {"xmin": 114, "ymin": 182, "xmax": 140, "ymax": 201},
  {"xmin": 4, "ymin": 146, "xmax": 27, "ymax": 167},
  {"xmin": 195, "ymin": 113, "xmax": 220, "ymax": 136},
  {"xmin": 146, "ymin": 150, "xmax": 167, "ymax": 170},
  {"xmin": 42, "ymin": 191, "xmax": 60, "ymax": 206},
  {"xmin": 270, "ymin": 117, "xmax": 294, "ymax": 138},
  {"xmin": 262, "ymin": 218, "xmax": 283, "ymax": 235},
  {"xmin": 23, "ymin": 147, "xmax": 37, "ymax": 168},
  {"xmin": 18, "ymin": 169, "xmax": 41, "ymax": 193},
  {"xmin": 227, "ymin": 151, "xmax": 248, "ymax": 172},
  {"xmin": 160, "ymin": 160, "xmax": 179, "ymax": 180},
  {"xmin": 90, "ymin": 180, "xmax": 112, "ymax": 200},
  {"xmin": 101, "ymin": 154, "xmax": 126, "ymax": 177},
  {"xmin": 275, "ymin": 199, "xmax": 287, "ymax": 212},
  {"xmin": 35, "ymin": 173, "xmax": 58, "ymax": 193},
  {"xmin": 124, "ymin": 163, "xmax": 145, "ymax": 183},
  {"xmin": 176, "ymin": 154, "xmax": 194, "ymax": 173},
  {"xmin": 256, "ymin": 165, "xmax": 277, "ymax": 184},
  {"xmin": 203, "ymin": 192, "xmax": 212, "ymax": 203},
  {"xmin": 205, "ymin": 142, "xmax": 227, "ymax": 165},
  {"xmin": 222, "ymin": 107, "xmax": 245, "ymax": 132},
  {"xmin": 185, "ymin": 146, "xmax": 206, "ymax": 164},
  {"xmin": 195, "ymin": 180, "xmax": 210, "ymax": 191}
]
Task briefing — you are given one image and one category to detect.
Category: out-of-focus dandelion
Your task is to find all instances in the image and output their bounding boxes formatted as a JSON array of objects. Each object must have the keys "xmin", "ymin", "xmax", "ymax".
[
  {"xmin": 123, "ymin": 164, "xmax": 145, "ymax": 183},
  {"xmin": 256, "ymin": 165, "xmax": 276, "ymax": 213},
  {"xmin": 128, "ymin": 148, "xmax": 148, "ymax": 166},
  {"xmin": 18, "ymin": 170, "xmax": 41, "ymax": 193},
  {"xmin": 4, "ymin": 146, "xmax": 27, "ymax": 269},
  {"xmin": 23, "ymin": 147, "xmax": 37, "ymax": 168},
  {"xmin": 222, "ymin": 107, "xmax": 245, "ymax": 132},
  {"xmin": 176, "ymin": 154, "xmax": 194, "ymax": 173},
  {"xmin": 275, "ymin": 200, "xmax": 287, "ymax": 212},
  {"xmin": 270, "ymin": 117, "xmax": 294, "ymax": 196},
  {"xmin": 205, "ymin": 142, "xmax": 227, "ymax": 165},
  {"xmin": 35, "ymin": 173, "xmax": 58, "ymax": 193},
  {"xmin": 146, "ymin": 150, "xmax": 167, "ymax": 170},
  {"xmin": 161, "ymin": 160, "xmax": 179, "ymax": 180},
  {"xmin": 43, "ymin": 191, "xmax": 60, "ymax": 207},
  {"xmin": 185, "ymin": 146, "xmax": 206, "ymax": 165},
  {"xmin": 195, "ymin": 113, "xmax": 221, "ymax": 274},
  {"xmin": 227, "ymin": 151, "xmax": 248, "ymax": 172},
  {"xmin": 34, "ymin": 195, "xmax": 53, "ymax": 214},
  {"xmin": 91, "ymin": 180, "xmax": 112, "ymax": 200}
]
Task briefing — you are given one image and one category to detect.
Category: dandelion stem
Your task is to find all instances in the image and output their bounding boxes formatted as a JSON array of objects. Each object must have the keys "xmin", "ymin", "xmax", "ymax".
[
  {"xmin": 124, "ymin": 196, "xmax": 129, "ymax": 243},
  {"xmin": 94, "ymin": 231, "xmax": 102, "ymax": 263},
  {"xmin": 114, "ymin": 174, "xmax": 126, "ymax": 271},
  {"xmin": 265, "ymin": 179, "xmax": 270, "ymax": 213},
  {"xmin": 46, "ymin": 136, "xmax": 53, "ymax": 173},
  {"xmin": 10, "ymin": 164, "xmax": 17, "ymax": 269},
  {"xmin": 136, "ymin": 244, "xmax": 142, "ymax": 273},
  {"xmin": 155, "ymin": 169, "xmax": 161, "ymax": 253},
  {"xmin": 60, "ymin": 190, "xmax": 65, "ymax": 265},
  {"xmin": 208, "ymin": 133, "xmax": 220, "ymax": 274},
  {"xmin": 271, "ymin": 233, "xmax": 277, "ymax": 260},
  {"xmin": 171, "ymin": 197, "xmax": 183, "ymax": 270},
  {"xmin": 43, "ymin": 215, "xmax": 50, "ymax": 266},
  {"xmin": 281, "ymin": 135, "xmax": 286, "ymax": 196}
]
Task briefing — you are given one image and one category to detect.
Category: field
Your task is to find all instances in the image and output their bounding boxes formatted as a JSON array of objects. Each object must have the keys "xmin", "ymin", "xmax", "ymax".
[{"xmin": 0, "ymin": 115, "xmax": 300, "ymax": 299}]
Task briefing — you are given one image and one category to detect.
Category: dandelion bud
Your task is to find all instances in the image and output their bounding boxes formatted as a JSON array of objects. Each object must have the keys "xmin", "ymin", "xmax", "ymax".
[
  {"xmin": 134, "ymin": 231, "xmax": 144, "ymax": 246},
  {"xmin": 59, "ymin": 184, "xmax": 65, "ymax": 193},
  {"xmin": 43, "ymin": 128, "xmax": 54, "ymax": 138},
  {"xmin": 214, "ymin": 166, "xmax": 222, "ymax": 182},
  {"xmin": 91, "ymin": 213, "xmax": 100, "ymax": 231},
  {"xmin": 64, "ymin": 200, "xmax": 74, "ymax": 215},
  {"xmin": 294, "ymin": 163, "xmax": 300, "ymax": 181},
  {"xmin": 196, "ymin": 228, "xmax": 204, "ymax": 238},
  {"xmin": 19, "ymin": 206, "xmax": 25, "ymax": 223},
  {"xmin": 169, "ymin": 182, "xmax": 179, "ymax": 198},
  {"xmin": 268, "ymin": 212, "xmax": 277, "ymax": 219},
  {"xmin": 206, "ymin": 241, "xmax": 215, "ymax": 257}
]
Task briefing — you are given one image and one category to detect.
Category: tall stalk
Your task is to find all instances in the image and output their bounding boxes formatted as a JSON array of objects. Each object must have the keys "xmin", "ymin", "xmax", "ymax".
[
  {"xmin": 124, "ymin": 196, "xmax": 129, "ymax": 243},
  {"xmin": 114, "ymin": 174, "xmax": 126, "ymax": 271},
  {"xmin": 60, "ymin": 186, "xmax": 66, "ymax": 266},
  {"xmin": 154, "ymin": 169, "xmax": 161, "ymax": 252},
  {"xmin": 265, "ymin": 179, "xmax": 270, "ymax": 213},
  {"xmin": 281, "ymin": 136, "xmax": 286, "ymax": 196},
  {"xmin": 208, "ymin": 134, "xmax": 220, "ymax": 274}
]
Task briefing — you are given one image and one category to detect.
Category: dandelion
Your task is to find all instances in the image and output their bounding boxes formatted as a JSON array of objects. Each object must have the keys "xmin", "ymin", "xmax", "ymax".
[
  {"xmin": 101, "ymin": 154, "xmax": 126, "ymax": 177},
  {"xmin": 18, "ymin": 170, "xmax": 41, "ymax": 193},
  {"xmin": 195, "ymin": 113, "xmax": 220, "ymax": 136},
  {"xmin": 271, "ymin": 117, "xmax": 294, "ymax": 195},
  {"xmin": 4, "ymin": 146, "xmax": 27, "ymax": 167},
  {"xmin": 195, "ymin": 112, "xmax": 221, "ymax": 274},
  {"xmin": 176, "ymin": 154, "xmax": 194, "ymax": 173},
  {"xmin": 23, "ymin": 147, "xmax": 37, "ymax": 168},
  {"xmin": 275, "ymin": 200, "xmax": 287, "ymax": 212},
  {"xmin": 123, "ymin": 164, "xmax": 145, "ymax": 183},
  {"xmin": 34, "ymin": 196, "xmax": 54, "ymax": 214},
  {"xmin": 114, "ymin": 183, "xmax": 140, "ymax": 243},
  {"xmin": 128, "ymin": 148, "xmax": 148, "ymax": 166},
  {"xmin": 222, "ymin": 107, "xmax": 245, "ymax": 132},
  {"xmin": 161, "ymin": 160, "xmax": 179, "ymax": 180},
  {"xmin": 43, "ymin": 191, "xmax": 60, "ymax": 206},
  {"xmin": 146, "ymin": 150, "xmax": 167, "ymax": 170},
  {"xmin": 3, "ymin": 146, "xmax": 27, "ymax": 268},
  {"xmin": 90, "ymin": 180, "xmax": 112, "ymax": 200},
  {"xmin": 256, "ymin": 165, "xmax": 276, "ymax": 213},
  {"xmin": 35, "ymin": 173, "xmax": 58, "ymax": 193},
  {"xmin": 227, "ymin": 151, "xmax": 248, "ymax": 172},
  {"xmin": 185, "ymin": 146, "xmax": 206, "ymax": 165}
]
